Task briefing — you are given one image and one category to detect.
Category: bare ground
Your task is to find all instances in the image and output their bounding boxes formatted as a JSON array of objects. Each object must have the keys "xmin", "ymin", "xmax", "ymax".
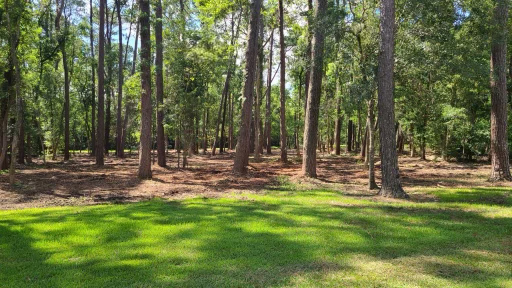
[{"xmin": 1, "ymin": 150, "xmax": 510, "ymax": 210}]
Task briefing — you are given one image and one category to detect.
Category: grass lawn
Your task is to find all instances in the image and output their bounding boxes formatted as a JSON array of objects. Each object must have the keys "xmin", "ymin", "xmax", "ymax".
[{"xmin": 1, "ymin": 187, "xmax": 511, "ymax": 287}]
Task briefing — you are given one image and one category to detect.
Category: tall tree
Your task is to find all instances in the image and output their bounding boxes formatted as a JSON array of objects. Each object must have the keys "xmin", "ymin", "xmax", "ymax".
[
  {"xmin": 490, "ymin": 0, "xmax": 511, "ymax": 181},
  {"xmin": 233, "ymin": 0, "xmax": 262, "ymax": 174},
  {"xmin": 96, "ymin": 0, "xmax": 106, "ymax": 166},
  {"xmin": 89, "ymin": 0, "xmax": 96, "ymax": 156},
  {"xmin": 115, "ymin": 0, "xmax": 124, "ymax": 158},
  {"xmin": 367, "ymin": 97, "xmax": 378, "ymax": 189},
  {"xmin": 254, "ymin": 14, "xmax": 264, "ymax": 161},
  {"xmin": 138, "ymin": 0, "xmax": 152, "ymax": 178},
  {"xmin": 334, "ymin": 75, "xmax": 342, "ymax": 155},
  {"xmin": 377, "ymin": 0, "xmax": 407, "ymax": 198},
  {"xmin": 304, "ymin": 0, "xmax": 313, "ymax": 115},
  {"xmin": 54, "ymin": 0, "xmax": 70, "ymax": 160},
  {"xmin": 155, "ymin": 0, "xmax": 166, "ymax": 167},
  {"xmin": 5, "ymin": 0, "xmax": 23, "ymax": 183},
  {"xmin": 301, "ymin": 0, "xmax": 326, "ymax": 178},
  {"xmin": 213, "ymin": 10, "xmax": 241, "ymax": 156},
  {"xmin": 121, "ymin": 21, "xmax": 139, "ymax": 154},
  {"xmin": 104, "ymin": 5, "xmax": 115, "ymax": 154},
  {"xmin": 278, "ymin": 0, "xmax": 287, "ymax": 162},
  {"xmin": 265, "ymin": 28, "xmax": 274, "ymax": 155}
]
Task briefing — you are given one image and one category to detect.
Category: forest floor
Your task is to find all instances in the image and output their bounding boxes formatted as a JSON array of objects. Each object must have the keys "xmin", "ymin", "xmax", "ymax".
[
  {"xmin": 1, "ymin": 150, "xmax": 511, "ymax": 287},
  {"xmin": 0, "ymin": 149, "xmax": 510, "ymax": 210}
]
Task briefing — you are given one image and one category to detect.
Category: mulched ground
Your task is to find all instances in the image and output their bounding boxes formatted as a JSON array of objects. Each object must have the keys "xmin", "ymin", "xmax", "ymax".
[{"xmin": 1, "ymin": 149, "xmax": 509, "ymax": 210}]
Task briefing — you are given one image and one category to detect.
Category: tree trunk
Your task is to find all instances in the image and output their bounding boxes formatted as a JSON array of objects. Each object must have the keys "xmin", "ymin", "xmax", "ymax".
[
  {"xmin": 203, "ymin": 108, "xmax": 208, "ymax": 154},
  {"xmin": 278, "ymin": 0, "xmax": 288, "ymax": 162},
  {"xmin": 361, "ymin": 123, "xmax": 367, "ymax": 159},
  {"xmin": 89, "ymin": 0, "xmax": 96, "ymax": 157},
  {"xmin": 54, "ymin": 0, "xmax": 70, "ymax": 161},
  {"xmin": 138, "ymin": 0, "xmax": 152, "ymax": 178},
  {"xmin": 220, "ymin": 85, "xmax": 229, "ymax": 153},
  {"xmin": 352, "ymin": 121, "xmax": 356, "ymax": 151},
  {"xmin": 304, "ymin": 0, "xmax": 313, "ymax": 116},
  {"xmin": 132, "ymin": 22, "xmax": 139, "ymax": 75},
  {"xmin": 0, "ymin": 94, "xmax": 10, "ymax": 169},
  {"xmin": 367, "ymin": 98, "xmax": 378, "ymax": 190},
  {"xmin": 229, "ymin": 93, "xmax": 234, "ymax": 150},
  {"xmin": 410, "ymin": 123, "xmax": 414, "ymax": 157},
  {"xmin": 26, "ymin": 130, "xmax": 32, "ymax": 163},
  {"xmin": 121, "ymin": 22, "xmax": 138, "ymax": 155},
  {"xmin": 490, "ymin": 0, "xmax": 511, "ymax": 181},
  {"xmin": 377, "ymin": 0, "xmax": 407, "ymax": 198},
  {"xmin": 347, "ymin": 119, "xmax": 353, "ymax": 152},
  {"xmin": 123, "ymin": 0, "xmax": 135, "ymax": 67},
  {"xmin": 104, "ymin": 6, "xmax": 115, "ymax": 155},
  {"xmin": 213, "ymin": 11, "xmax": 241, "ymax": 156},
  {"xmin": 155, "ymin": 0, "xmax": 166, "ymax": 167},
  {"xmin": 364, "ymin": 124, "xmax": 369, "ymax": 167},
  {"xmin": 63, "ymin": 45, "xmax": 70, "ymax": 161},
  {"xmin": 421, "ymin": 134, "xmax": 426, "ymax": 160},
  {"xmin": 334, "ymin": 93, "xmax": 342, "ymax": 155},
  {"xmin": 17, "ymin": 100, "xmax": 25, "ymax": 165},
  {"xmin": 116, "ymin": 0, "xmax": 125, "ymax": 158},
  {"xmin": 213, "ymin": 84, "xmax": 227, "ymax": 155},
  {"xmin": 195, "ymin": 113, "xmax": 200, "ymax": 153},
  {"xmin": 265, "ymin": 29, "xmax": 274, "ymax": 155},
  {"xmin": 233, "ymin": 0, "xmax": 262, "ymax": 174},
  {"xmin": 105, "ymin": 88, "xmax": 111, "ymax": 154},
  {"xmin": 254, "ymin": 14, "xmax": 264, "ymax": 161},
  {"xmin": 96, "ymin": 0, "xmax": 106, "ymax": 166},
  {"xmin": 301, "ymin": 0, "xmax": 326, "ymax": 178},
  {"xmin": 6, "ymin": 1, "xmax": 22, "ymax": 184}
]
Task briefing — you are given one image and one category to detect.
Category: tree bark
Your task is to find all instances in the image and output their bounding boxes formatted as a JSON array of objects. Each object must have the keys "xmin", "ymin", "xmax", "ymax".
[
  {"xmin": 132, "ymin": 22, "xmax": 139, "ymax": 75},
  {"xmin": 89, "ymin": 0, "xmax": 96, "ymax": 157},
  {"xmin": 96, "ymin": 0, "xmax": 106, "ymax": 166},
  {"xmin": 367, "ymin": 97, "xmax": 378, "ymax": 190},
  {"xmin": 6, "ymin": 0, "xmax": 22, "ymax": 183},
  {"xmin": 138, "ymin": 0, "xmax": 152, "ymax": 178},
  {"xmin": 409, "ymin": 123, "xmax": 414, "ymax": 157},
  {"xmin": 203, "ymin": 108, "xmax": 208, "ymax": 154},
  {"xmin": 347, "ymin": 119, "xmax": 353, "ymax": 152},
  {"xmin": 26, "ymin": 128, "xmax": 32, "ymax": 163},
  {"xmin": 220, "ymin": 81, "xmax": 230, "ymax": 153},
  {"xmin": 229, "ymin": 93, "xmax": 234, "ymax": 150},
  {"xmin": 116, "ymin": 0, "xmax": 125, "ymax": 158},
  {"xmin": 17, "ymin": 99, "xmax": 25, "ymax": 165},
  {"xmin": 301, "ymin": 0, "xmax": 326, "ymax": 178},
  {"xmin": 55, "ymin": 0, "xmax": 70, "ymax": 161},
  {"xmin": 304, "ymin": 0, "xmax": 313, "ymax": 116},
  {"xmin": 104, "ymin": 6, "xmax": 115, "ymax": 155},
  {"xmin": 279, "ymin": 0, "xmax": 288, "ymax": 162},
  {"xmin": 377, "ymin": 0, "xmax": 407, "ymax": 198},
  {"xmin": 334, "ymin": 89, "xmax": 342, "ymax": 155},
  {"xmin": 490, "ymin": 0, "xmax": 511, "ymax": 181},
  {"xmin": 155, "ymin": 0, "xmax": 166, "ymax": 167},
  {"xmin": 254, "ymin": 14, "xmax": 264, "ymax": 161},
  {"xmin": 233, "ymin": 0, "xmax": 262, "ymax": 174},
  {"xmin": 0, "ymin": 90, "xmax": 10, "ymax": 169},
  {"xmin": 361, "ymin": 123, "xmax": 367, "ymax": 159},
  {"xmin": 265, "ymin": 29, "xmax": 274, "ymax": 155}
]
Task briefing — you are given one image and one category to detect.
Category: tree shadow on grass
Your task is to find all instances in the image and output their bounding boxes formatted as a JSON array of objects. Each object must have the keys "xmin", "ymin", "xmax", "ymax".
[
  {"xmin": 428, "ymin": 187, "xmax": 512, "ymax": 207},
  {"xmin": 0, "ymin": 197, "xmax": 510, "ymax": 287}
]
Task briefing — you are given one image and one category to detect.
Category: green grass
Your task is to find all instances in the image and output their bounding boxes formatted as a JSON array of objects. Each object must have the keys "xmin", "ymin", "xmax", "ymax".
[{"xmin": 1, "ymin": 188, "xmax": 511, "ymax": 287}]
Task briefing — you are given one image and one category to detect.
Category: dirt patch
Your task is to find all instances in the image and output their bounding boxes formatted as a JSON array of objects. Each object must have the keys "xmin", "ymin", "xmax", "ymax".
[{"xmin": 0, "ymin": 150, "xmax": 508, "ymax": 210}]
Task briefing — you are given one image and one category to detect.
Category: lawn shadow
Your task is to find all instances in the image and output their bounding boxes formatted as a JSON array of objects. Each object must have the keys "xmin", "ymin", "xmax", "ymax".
[
  {"xmin": 428, "ymin": 187, "xmax": 512, "ymax": 207},
  {"xmin": 1, "ymin": 195, "xmax": 510, "ymax": 287}
]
